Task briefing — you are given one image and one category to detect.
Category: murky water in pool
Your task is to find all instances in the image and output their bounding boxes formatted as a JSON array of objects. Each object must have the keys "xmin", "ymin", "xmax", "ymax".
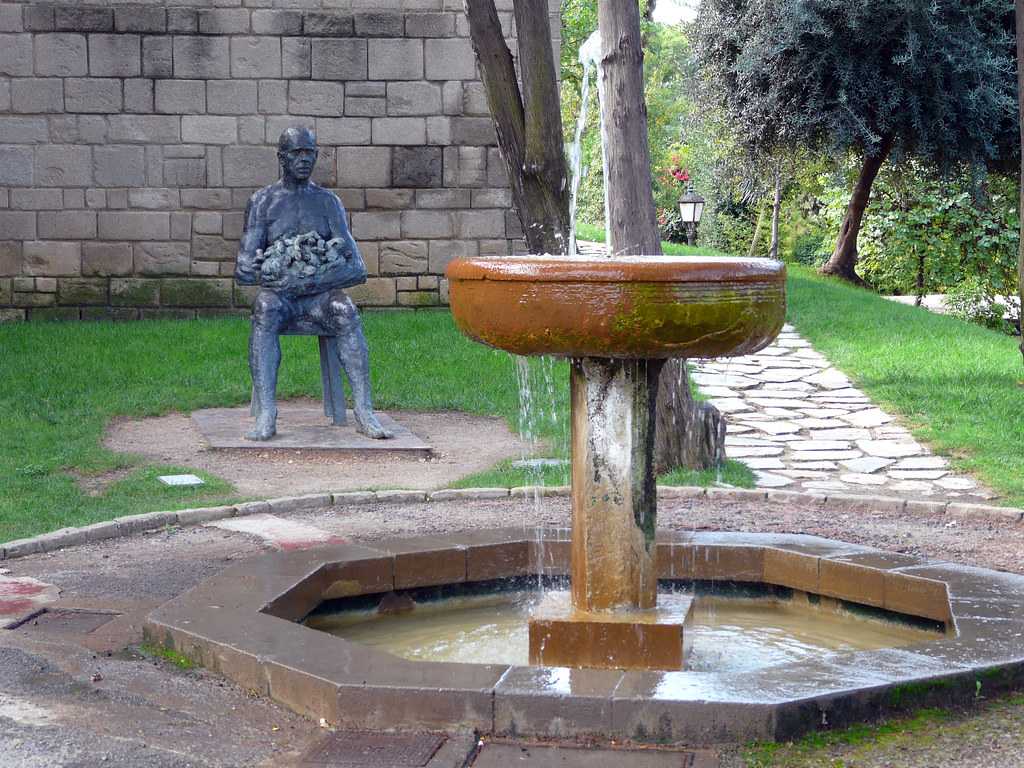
[{"xmin": 306, "ymin": 591, "xmax": 938, "ymax": 673}]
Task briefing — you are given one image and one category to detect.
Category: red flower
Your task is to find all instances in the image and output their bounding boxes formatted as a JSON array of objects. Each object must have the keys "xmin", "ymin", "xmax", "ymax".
[{"xmin": 669, "ymin": 167, "xmax": 691, "ymax": 185}]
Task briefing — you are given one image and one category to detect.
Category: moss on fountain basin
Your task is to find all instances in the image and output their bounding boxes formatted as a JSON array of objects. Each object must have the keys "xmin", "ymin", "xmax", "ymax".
[{"xmin": 446, "ymin": 256, "xmax": 786, "ymax": 359}]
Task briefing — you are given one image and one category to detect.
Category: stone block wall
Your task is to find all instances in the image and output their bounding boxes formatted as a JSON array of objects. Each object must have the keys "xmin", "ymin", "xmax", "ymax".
[{"xmin": 0, "ymin": 0, "xmax": 560, "ymax": 321}]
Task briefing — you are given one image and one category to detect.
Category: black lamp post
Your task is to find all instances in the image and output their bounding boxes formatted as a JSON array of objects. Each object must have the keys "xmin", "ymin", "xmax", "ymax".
[{"xmin": 677, "ymin": 184, "xmax": 705, "ymax": 246}]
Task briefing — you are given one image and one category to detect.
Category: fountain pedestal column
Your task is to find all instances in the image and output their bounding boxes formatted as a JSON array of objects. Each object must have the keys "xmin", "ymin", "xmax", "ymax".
[
  {"xmin": 528, "ymin": 356, "xmax": 695, "ymax": 671},
  {"xmin": 569, "ymin": 357, "xmax": 662, "ymax": 612}
]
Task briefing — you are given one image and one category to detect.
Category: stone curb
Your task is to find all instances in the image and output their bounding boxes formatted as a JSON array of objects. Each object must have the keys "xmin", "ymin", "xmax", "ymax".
[{"xmin": 2, "ymin": 486, "xmax": 1021, "ymax": 562}]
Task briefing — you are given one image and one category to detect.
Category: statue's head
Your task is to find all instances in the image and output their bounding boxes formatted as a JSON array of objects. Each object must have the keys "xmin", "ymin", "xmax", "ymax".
[{"xmin": 277, "ymin": 127, "xmax": 318, "ymax": 183}]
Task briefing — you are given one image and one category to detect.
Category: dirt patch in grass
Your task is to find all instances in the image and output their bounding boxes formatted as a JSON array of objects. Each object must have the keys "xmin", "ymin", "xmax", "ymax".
[
  {"xmin": 65, "ymin": 467, "xmax": 135, "ymax": 497},
  {"xmin": 102, "ymin": 399, "xmax": 530, "ymax": 498}
]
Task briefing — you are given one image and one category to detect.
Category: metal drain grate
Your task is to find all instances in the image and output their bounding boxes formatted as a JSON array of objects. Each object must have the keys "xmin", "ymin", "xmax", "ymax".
[
  {"xmin": 299, "ymin": 730, "xmax": 446, "ymax": 767},
  {"xmin": 16, "ymin": 609, "xmax": 119, "ymax": 634}
]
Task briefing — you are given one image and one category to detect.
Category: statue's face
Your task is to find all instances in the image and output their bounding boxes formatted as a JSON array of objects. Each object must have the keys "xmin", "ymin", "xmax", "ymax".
[{"xmin": 279, "ymin": 136, "xmax": 318, "ymax": 182}]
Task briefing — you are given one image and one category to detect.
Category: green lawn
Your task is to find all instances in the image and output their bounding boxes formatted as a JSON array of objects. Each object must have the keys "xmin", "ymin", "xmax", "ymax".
[{"xmin": 0, "ymin": 311, "xmax": 529, "ymax": 541}]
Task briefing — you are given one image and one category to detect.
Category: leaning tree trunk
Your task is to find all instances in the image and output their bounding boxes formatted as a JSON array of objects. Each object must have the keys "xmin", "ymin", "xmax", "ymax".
[
  {"xmin": 464, "ymin": 0, "xmax": 569, "ymax": 255},
  {"xmin": 654, "ymin": 362, "xmax": 725, "ymax": 474},
  {"xmin": 466, "ymin": 0, "xmax": 723, "ymax": 472},
  {"xmin": 1017, "ymin": 0, "xmax": 1024, "ymax": 360},
  {"xmin": 820, "ymin": 134, "xmax": 895, "ymax": 284}
]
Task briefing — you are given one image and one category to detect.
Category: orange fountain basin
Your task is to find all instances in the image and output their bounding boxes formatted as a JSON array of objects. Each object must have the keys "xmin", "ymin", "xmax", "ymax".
[{"xmin": 446, "ymin": 255, "xmax": 786, "ymax": 359}]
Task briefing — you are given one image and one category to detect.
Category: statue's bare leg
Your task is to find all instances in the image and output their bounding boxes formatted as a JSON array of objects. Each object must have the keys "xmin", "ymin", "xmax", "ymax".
[
  {"xmin": 328, "ymin": 293, "xmax": 392, "ymax": 439},
  {"xmin": 246, "ymin": 292, "xmax": 286, "ymax": 441}
]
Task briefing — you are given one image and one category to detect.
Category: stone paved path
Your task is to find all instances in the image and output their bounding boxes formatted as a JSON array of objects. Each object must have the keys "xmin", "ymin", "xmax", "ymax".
[{"xmin": 693, "ymin": 324, "xmax": 993, "ymax": 501}]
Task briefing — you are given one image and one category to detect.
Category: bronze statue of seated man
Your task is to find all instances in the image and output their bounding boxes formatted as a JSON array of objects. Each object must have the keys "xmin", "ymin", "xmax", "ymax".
[{"xmin": 234, "ymin": 127, "xmax": 392, "ymax": 441}]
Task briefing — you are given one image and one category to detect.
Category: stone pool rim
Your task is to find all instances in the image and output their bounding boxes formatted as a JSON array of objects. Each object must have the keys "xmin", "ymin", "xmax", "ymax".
[{"xmin": 144, "ymin": 527, "xmax": 1024, "ymax": 745}]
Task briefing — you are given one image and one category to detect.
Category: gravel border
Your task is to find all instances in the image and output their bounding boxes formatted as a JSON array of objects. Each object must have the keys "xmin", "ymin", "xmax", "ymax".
[{"xmin": 3, "ymin": 486, "xmax": 1022, "ymax": 562}]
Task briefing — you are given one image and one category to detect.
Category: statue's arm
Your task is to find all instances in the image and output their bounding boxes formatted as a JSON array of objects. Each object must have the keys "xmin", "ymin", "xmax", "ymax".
[
  {"xmin": 320, "ymin": 197, "xmax": 367, "ymax": 290},
  {"xmin": 234, "ymin": 195, "xmax": 267, "ymax": 285}
]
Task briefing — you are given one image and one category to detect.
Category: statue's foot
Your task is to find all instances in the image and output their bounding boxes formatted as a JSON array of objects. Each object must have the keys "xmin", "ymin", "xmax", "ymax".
[
  {"xmin": 245, "ymin": 410, "xmax": 277, "ymax": 441},
  {"xmin": 354, "ymin": 409, "xmax": 392, "ymax": 439}
]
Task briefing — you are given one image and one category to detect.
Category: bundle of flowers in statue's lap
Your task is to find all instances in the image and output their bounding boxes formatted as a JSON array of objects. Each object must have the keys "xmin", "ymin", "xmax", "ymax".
[{"xmin": 255, "ymin": 231, "xmax": 354, "ymax": 297}]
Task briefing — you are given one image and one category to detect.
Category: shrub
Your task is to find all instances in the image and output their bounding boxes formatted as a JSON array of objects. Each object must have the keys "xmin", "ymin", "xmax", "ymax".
[{"xmin": 790, "ymin": 233, "xmax": 828, "ymax": 267}]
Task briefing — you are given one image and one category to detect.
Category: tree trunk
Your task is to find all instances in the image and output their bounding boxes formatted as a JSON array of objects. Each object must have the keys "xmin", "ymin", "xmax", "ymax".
[
  {"xmin": 915, "ymin": 247, "xmax": 925, "ymax": 306},
  {"xmin": 1017, "ymin": 0, "xmax": 1024, "ymax": 361},
  {"xmin": 596, "ymin": 0, "xmax": 662, "ymax": 257},
  {"xmin": 820, "ymin": 134, "xmax": 895, "ymax": 284},
  {"xmin": 769, "ymin": 166, "xmax": 782, "ymax": 260},
  {"xmin": 747, "ymin": 202, "xmax": 765, "ymax": 257},
  {"xmin": 464, "ymin": 0, "xmax": 570, "ymax": 255},
  {"xmin": 654, "ymin": 360, "xmax": 726, "ymax": 474}
]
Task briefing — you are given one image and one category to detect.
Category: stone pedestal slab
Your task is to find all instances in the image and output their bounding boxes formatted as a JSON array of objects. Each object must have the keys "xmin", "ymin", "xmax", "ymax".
[
  {"xmin": 191, "ymin": 402, "xmax": 430, "ymax": 454},
  {"xmin": 528, "ymin": 591, "xmax": 694, "ymax": 671}
]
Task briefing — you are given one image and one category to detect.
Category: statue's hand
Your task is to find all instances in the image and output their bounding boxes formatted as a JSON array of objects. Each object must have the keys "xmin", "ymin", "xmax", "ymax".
[
  {"xmin": 324, "ymin": 241, "xmax": 353, "ymax": 263},
  {"xmin": 235, "ymin": 260, "xmax": 261, "ymax": 285}
]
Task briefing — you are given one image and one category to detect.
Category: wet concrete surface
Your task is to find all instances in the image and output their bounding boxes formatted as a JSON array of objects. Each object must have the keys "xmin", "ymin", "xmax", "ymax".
[{"xmin": 3, "ymin": 494, "xmax": 1024, "ymax": 765}]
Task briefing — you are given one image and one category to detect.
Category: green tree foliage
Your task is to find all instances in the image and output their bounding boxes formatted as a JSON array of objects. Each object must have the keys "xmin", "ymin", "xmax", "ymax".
[{"xmin": 697, "ymin": 0, "xmax": 1018, "ymax": 280}]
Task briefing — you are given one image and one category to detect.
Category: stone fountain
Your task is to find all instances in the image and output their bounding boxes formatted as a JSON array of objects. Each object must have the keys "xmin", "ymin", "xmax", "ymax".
[{"xmin": 446, "ymin": 254, "xmax": 786, "ymax": 669}]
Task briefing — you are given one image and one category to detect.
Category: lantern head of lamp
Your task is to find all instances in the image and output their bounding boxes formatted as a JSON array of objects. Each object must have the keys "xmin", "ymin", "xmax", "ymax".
[{"xmin": 678, "ymin": 184, "xmax": 705, "ymax": 246}]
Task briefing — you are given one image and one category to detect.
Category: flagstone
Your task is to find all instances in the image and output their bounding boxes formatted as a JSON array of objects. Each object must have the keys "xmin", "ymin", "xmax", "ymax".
[
  {"xmin": 935, "ymin": 476, "xmax": 978, "ymax": 490},
  {"xmin": 856, "ymin": 440, "xmax": 922, "ymax": 458},
  {"xmin": 788, "ymin": 440, "xmax": 852, "ymax": 451},
  {"xmin": 888, "ymin": 470, "xmax": 948, "ymax": 480},
  {"xmin": 741, "ymin": 457, "xmax": 786, "ymax": 469},
  {"xmin": 806, "ymin": 368, "xmax": 851, "ymax": 389},
  {"xmin": 740, "ymin": 421, "xmax": 801, "ymax": 435},
  {"xmin": 727, "ymin": 446, "xmax": 785, "ymax": 457},
  {"xmin": 802, "ymin": 480, "xmax": 850, "ymax": 491},
  {"xmin": 759, "ymin": 368, "xmax": 813, "ymax": 383},
  {"xmin": 794, "ymin": 418, "xmax": 848, "ymax": 429},
  {"xmin": 808, "ymin": 428, "xmax": 872, "ymax": 441},
  {"xmin": 750, "ymin": 398, "xmax": 810, "ymax": 409},
  {"xmin": 750, "ymin": 389, "xmax": 813, "ymax": 400},
  {"xmin": 762, "ymin": 407, "xmax": 803, "ymax": 418},
  {"xmin": 754, "ymin": 471, "xmax": 794, "ymax": 487},
  {"xmin": 692, "ymin": 372, "xmax": 761, "ymax": 389},
  {"xmin": 799, "ymin": 408, "xmax": 851, "ymax": 418},
  {"xmin": 708, "ymin": 398, "xmax": 752, "ymax": 414},
  {"xmin": 758, "ymin": 360, "xmax": 819, "ymax": 370},
  {"xmin": 790, "ymin": 450, "xmax": 863, "ymax": 461},
  {"xmin": 699, "ymin": 363, "xmax": 764, "ymax": 375},
  {"xmin": 840, "ymin": 472, "xmax": 888, "ymax": 486},
  {"xmin": 893, "ymin": 456, "xmax": 948, "ymax": 470},
  {"xmin": 789, "ymin": 461, "xmax": 838, "ymax": 471},
  {"xmin": 891, "ymin": 480, "xmax": 935, "ymax": 493},
  {"xmin": 839, "ymin": 456, "xmax": 895, "ymax": 474},
  {"xmin": 841, "ymin": 409, "xmax": 894, "ymax": 428},
  {"xmin": 725, "ymin": 437, "xmax": 778, "ymax": 447}
]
